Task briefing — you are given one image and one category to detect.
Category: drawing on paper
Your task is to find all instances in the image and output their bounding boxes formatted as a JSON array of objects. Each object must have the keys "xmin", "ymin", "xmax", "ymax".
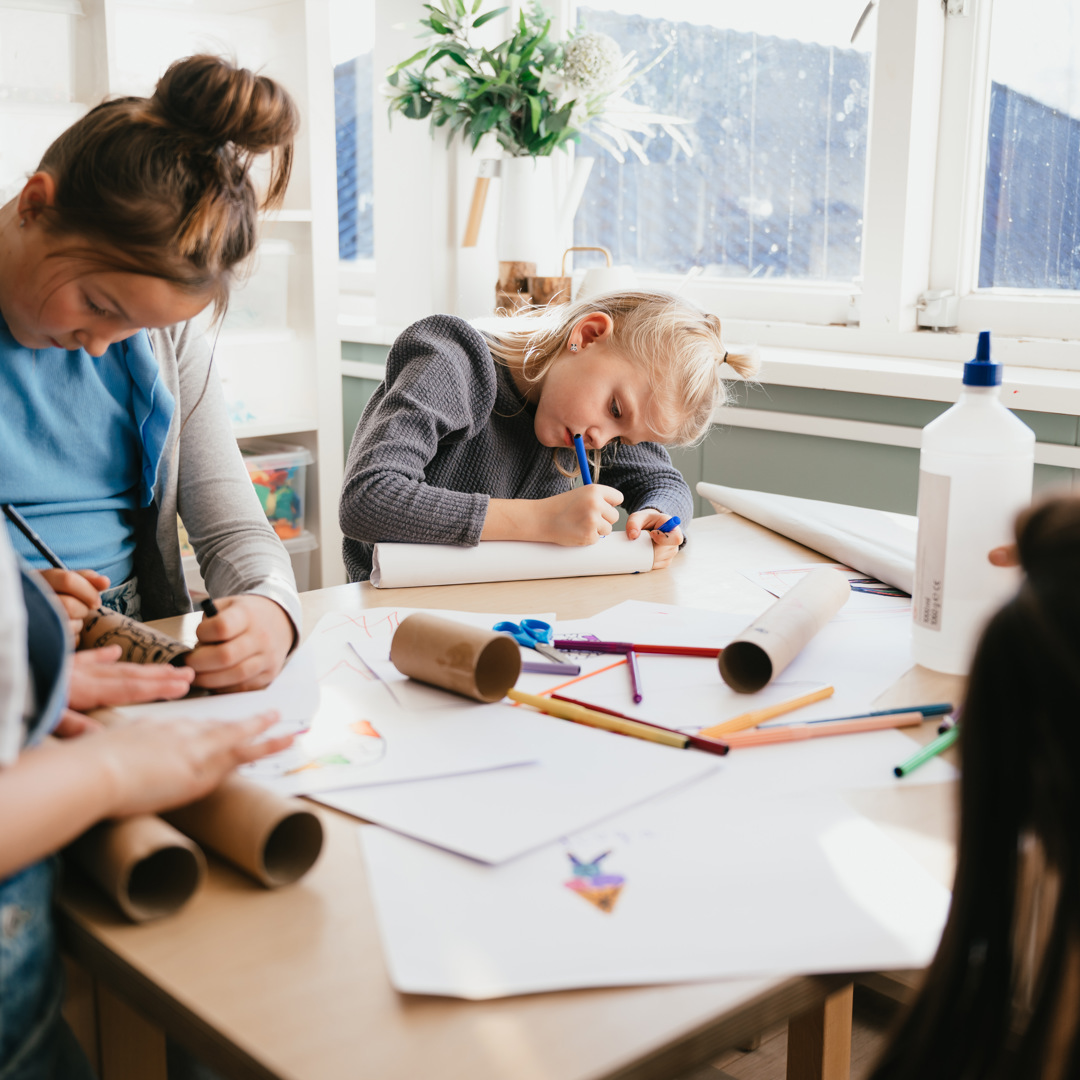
[
  {"xmin": 564, "ymin": 851, "xmax": 625, "ymax": 913},
  {"xmin": 245, "ymin": 718, "xmax": 387, "ymax": 779}
]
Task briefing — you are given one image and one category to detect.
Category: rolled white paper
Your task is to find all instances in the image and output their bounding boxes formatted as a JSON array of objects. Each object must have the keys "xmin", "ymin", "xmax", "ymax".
[
  {"xmin": 697, "ymin": 483, "xmax": 916, "ymax": 595},
  {"xmin": 371, "ymin": 533, "xmax": 654, "ymax": 589}
]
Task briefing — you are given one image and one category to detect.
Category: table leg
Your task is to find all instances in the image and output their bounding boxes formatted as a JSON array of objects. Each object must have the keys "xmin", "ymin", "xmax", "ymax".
[
  {"xmin": 97, "ymin": 982, "xmax": 169, "ymax": 1080},
  {"xmin": 785, "ymin": 982, "xmax": 853, "ymax": 1080}
]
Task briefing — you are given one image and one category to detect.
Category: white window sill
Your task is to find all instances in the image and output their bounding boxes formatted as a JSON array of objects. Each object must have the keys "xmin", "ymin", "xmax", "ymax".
[{"xmin": 337, "ymin": 319, "xmax": 1080, "ymax": 415}]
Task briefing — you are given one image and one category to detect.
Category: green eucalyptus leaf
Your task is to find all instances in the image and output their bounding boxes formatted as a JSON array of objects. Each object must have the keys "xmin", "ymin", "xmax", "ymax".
[
  {"xmin": 472, "ymin": 6, "xmax": 508, "ymax": 29},
  {"xmin": 387, "ymin": 48, "xmax": 431, "ymax": 76}
]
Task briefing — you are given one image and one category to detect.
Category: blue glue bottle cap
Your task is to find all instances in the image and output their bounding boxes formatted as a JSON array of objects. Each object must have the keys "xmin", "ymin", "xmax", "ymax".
[{"xmin": 963, "ymin": 330, "xmax": 1002, "ymax": 387}]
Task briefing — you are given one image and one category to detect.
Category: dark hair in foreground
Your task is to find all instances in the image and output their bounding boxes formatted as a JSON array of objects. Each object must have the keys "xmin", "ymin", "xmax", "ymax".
[
  {"xmin": 868, "ymin": 496, "xmax": 1080, "ymax": 1080},
  {"xmin": 37, "ymin": 54, "xmax": 298, "ymax": 317}
]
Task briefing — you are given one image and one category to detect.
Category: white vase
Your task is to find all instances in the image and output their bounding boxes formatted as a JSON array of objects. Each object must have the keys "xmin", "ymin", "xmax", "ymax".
[{"xmin": 497, "ymin": 155, "xmax": 557, "ymax": 269}]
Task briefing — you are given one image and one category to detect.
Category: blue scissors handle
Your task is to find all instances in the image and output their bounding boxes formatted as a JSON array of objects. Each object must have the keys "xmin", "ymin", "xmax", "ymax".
[{"xmin": 492, "ymin": 619, "xmax": 562, "ymax": 663}]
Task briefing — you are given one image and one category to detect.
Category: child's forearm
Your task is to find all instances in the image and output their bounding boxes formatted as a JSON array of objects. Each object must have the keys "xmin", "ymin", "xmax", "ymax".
[
  {"xmin": 0, "ymin": 738, "xmax": 117, "ymax": 880},
  {"xmin": 480, "ymin": 498, "xmax": 543, "ymax": 542}
]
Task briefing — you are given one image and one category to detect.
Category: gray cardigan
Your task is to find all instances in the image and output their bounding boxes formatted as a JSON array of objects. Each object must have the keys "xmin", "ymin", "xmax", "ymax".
[
  {"xmin": 137, "ymin": 321, "xmax": 301, "ymax": 633},
  {"xmin": 339, "ymin": 315, "xmax": 693, "ymax": 582}
]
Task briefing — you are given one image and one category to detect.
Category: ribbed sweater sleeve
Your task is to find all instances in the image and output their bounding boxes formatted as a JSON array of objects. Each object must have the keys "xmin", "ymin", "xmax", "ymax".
[
  {"xmin": 600, "ymin": 443, "xmax": 694, "ymax": 529},
  {"xmin": 339, "ymin": 316, "xmax": 494, "ymax": 550}
]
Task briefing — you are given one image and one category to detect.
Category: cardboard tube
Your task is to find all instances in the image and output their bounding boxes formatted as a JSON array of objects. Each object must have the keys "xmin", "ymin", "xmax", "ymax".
[
  {"xmin": 79, "ymin": 609, "xmax": 191, "ymax": 666},
  {"xmin": 389, "ymin": 613, "xmax": 522, "ymax": 703},
  {"xmin": 719, "ymin": 567, "xmax": 851, "ymax": 693},
  {"xmin": 68, "ymin": 815, "xmax": 206, "ymax": 923},
  {"xmin": 163, "ymin": 776, "xmax": 324, "ymax": 888}
]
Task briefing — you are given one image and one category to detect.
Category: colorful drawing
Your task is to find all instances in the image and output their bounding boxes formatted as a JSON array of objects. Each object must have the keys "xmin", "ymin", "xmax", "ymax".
[
  {"xmin": 246, "ymin": 718, "xmax": 387, "ymax": 779},
  {"xmin": 564, "ymin": 851, "xmax": 625, "ymax": 913}
]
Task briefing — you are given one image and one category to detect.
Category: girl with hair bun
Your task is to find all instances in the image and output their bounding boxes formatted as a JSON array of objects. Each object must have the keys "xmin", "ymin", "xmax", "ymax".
[
  {"xmin": 868, "ymin": 495, "xmax": 1080, "ymax": 1080},
  {"xmin": 340, "ymin": 291, "xmax": 756, "ymax": 581},
  {"xmin": 0, "ymin": 54, "xmax": 301, "ymax": 692}
]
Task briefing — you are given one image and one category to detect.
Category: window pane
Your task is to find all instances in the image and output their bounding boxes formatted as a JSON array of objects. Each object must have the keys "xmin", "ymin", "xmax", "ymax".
[
  {"xmin": 980, "ymin": 0, "xmax": 1080, "ymax": 290},
  {"xmin": 572, "ymin": 2, "xmax": 872, "ymax": 282},
  {"xmin": 332, "ymin": 0, "xmax": 374, "ymax": 261}
]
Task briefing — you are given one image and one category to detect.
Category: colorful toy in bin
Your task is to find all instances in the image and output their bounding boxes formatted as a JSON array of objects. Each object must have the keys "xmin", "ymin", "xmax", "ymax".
[{"xmin": 240, "ymin": 441, "xmax": 315, "ymax": 541}]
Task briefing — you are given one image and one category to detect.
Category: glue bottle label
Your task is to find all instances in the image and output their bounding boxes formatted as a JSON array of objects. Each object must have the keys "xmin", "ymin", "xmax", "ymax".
[{"xmin": 913, "ymin": 471, "xmax": 950, "ymax": 631}]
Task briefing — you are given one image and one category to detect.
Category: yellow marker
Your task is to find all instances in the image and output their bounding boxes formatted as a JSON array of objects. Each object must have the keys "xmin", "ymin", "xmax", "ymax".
[
  {"xmin": 700, "ymin": 685, "xmax": 835, "ymax": 738},
  {"xmin": 507, "ymin": 689, "xmax": 687, "ymax": 749}
]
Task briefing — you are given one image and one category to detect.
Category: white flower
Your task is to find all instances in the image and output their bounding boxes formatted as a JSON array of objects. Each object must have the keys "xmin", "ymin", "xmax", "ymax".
[
  {"xmin": 562, "ymin": 31, "xmax": 622, "ymax": 92},
  {"xmin": 432, "ymin": 74, "xmax": 466, "ymax": 99}
]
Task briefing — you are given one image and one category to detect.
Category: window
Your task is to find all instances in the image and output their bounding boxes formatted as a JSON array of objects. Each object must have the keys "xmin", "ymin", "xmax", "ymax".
[
  {"xmin": 573, "ymin": 3, "xmax": 872, "ymax": 285},
  {"xmin": 978, "ymin": 0, "xmax": 1080, "ymax": 291},
  {"xmin": 332, "ymin": 0, "xmax": 375, "ymax": 263}
]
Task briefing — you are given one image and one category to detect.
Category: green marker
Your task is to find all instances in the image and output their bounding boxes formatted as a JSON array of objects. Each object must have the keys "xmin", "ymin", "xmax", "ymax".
[{"xmin": 894, "ymin": 725, "xmax": 960, "ymax": 778}]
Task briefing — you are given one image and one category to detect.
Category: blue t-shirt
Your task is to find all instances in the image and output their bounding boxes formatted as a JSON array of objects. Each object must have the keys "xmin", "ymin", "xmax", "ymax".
[{"xmin": 0, "ymin": 315, "xmax": 175, "ymax": 585}]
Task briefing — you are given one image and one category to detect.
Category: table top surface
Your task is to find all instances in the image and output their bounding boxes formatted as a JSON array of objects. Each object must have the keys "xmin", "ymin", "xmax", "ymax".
[{"xmin": 59, "ymin": 513, "xmax": 962, "ymax": 1080}]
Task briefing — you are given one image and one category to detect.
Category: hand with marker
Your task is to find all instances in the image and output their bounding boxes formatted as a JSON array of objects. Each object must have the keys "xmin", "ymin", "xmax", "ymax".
[
  {"xmin": 186, "ymin": 594, "xmax": 295, "ymax": 692},
  {"xmin": 626, "ymin": 509, "xmax": 683, "ymax": 570},
  {"xmin": 536, "ymin": 484, "xmax": 624, "ymax": 545}
]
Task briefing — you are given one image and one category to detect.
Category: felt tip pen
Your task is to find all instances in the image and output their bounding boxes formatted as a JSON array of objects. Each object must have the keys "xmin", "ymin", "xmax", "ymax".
[
  {"xmin": 626, "ymin": 649, "xmax": 643, "ymax": 704},
  {"xmin": 894, "ymin": 724, "xmax": 960, "ymax": 778},
  {"xmin": 657, "ymin": 516, "xmax": 681, "ymax": 534},
  {"xmin": 549, "ymin": 695, "xmax": 729, "ymax": 756},
  {"xmin": 200, "ymin": 597, "xmax": 220, "ymax": 619},
  {"xmin": 2, "ymin": 503, "xmax": 67, "ymax": 570},
  {"xmin": 772, "ymin": 702, "xmax": 955, "ymax": 728},
  {"xmin": 573, "ymin": 433, "xmax": 592, "ymax": 485}
]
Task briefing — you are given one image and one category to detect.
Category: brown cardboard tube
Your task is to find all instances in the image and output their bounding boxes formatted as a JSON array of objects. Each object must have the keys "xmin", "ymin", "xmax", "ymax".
[
  {"xmin": 389, "ymin": 613, "xmax": 522, "ymax": 702},
  {"xmin": 719, "ymin": 567, "xmax": 851, "ymax": 693},
  {"xmin": 68, "ymin": 815, "xmax": 206, "ymax": 923},
  {"xmin": 79, "ymin": 609, "xmax": 191, "ymax": 666},
  {"xmin": 163, "ymin": 776, "xmax": 323, "ymax": 888}
]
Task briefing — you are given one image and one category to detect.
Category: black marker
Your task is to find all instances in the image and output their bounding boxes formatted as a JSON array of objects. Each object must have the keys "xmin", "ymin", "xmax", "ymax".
[
  {"xmin": 2, "ymin": 503, "xmax": 67, "ymax": 570},
  {"xmin": 200, "ymin": 597, "xmax": 219, "ymax": 618}
]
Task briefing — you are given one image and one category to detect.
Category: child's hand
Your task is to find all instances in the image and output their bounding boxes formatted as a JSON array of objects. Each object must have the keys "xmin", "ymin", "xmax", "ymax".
[
  {"xmin": 539, "ymin": 484, "xmax": 624, "ymax": 545},
  {"xmin": 39, "ymin": 568, "xmax": 109, "ymax": 637},
  {"xmin": 68, "ymin": 644, "xmax": 195, "ymax": 711},
  {"xmin": 186, "ymin": 595, "xmax": 296, "ymax": 692},
  {"xmin": 88, "ymin": 711, "xmax": 293, "ymax": 818},
  {"xmin": 626, "ymin": 509, "xmax": 684, "ymax": 571}
]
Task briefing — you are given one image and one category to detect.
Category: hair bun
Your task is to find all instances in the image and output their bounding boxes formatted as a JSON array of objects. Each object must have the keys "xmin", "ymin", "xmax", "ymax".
[{"xmin": 153, "ymin": 54, "xmax": 298, "ymax": 156}]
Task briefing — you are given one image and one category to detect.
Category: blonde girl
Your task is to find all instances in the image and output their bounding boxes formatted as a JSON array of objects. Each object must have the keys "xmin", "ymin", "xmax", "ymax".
[{"xmin": 340, "ymin": 291, "xmax": 756, "ymax": 581}]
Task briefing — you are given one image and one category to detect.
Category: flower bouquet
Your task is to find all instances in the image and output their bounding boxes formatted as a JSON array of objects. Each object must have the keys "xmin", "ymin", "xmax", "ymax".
[{"xmin": 385, "ymin": 0, "xmax": 691, "ymax": 163}]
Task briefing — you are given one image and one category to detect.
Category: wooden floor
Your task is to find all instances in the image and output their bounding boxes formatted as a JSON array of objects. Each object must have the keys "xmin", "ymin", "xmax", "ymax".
[{"xmin": 685, "ymin": 986, "xmax": 900, "ymax": 1080}]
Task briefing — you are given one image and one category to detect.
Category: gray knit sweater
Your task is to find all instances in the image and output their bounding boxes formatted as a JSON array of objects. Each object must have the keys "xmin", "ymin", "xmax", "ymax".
[{"xmin": 339, "ymin": 315, "xmax": 693, "ymax": 582}]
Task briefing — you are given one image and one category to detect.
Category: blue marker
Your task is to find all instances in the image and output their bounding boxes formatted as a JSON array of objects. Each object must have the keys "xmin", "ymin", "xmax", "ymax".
[
  {"xmin": 573, "ymin": 433, "xmax": 592, "ymax": 485},
  {"xmin": 657, "ymin": 516, "xmax": 681, "ymax": 534}
]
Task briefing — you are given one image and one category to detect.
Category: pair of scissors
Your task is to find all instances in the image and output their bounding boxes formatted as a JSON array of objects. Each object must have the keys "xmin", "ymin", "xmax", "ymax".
[{"xmin": 493, "ymin": 619, "xmax": 564, "ymax": 664}]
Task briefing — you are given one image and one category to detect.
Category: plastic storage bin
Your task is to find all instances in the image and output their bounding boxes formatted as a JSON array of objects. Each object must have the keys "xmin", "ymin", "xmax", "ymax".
[
  {"xmin": 241, "ymin": 440, "xmax": 314, "ymax": 540},
  {"xmin": 223, "ymin": 239, "xmax": 293, "ymax": 333}
]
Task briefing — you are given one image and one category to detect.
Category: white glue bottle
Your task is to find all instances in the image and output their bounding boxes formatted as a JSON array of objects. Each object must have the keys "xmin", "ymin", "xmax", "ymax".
[{"xmin": 911, "ymin": 331, "xmax": 1034, "ymax": 675}]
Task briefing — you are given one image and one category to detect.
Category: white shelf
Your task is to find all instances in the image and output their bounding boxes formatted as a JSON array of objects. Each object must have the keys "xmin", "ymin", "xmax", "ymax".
[{"xmin": 233, "ymin": 417, "xmax": 318, "ymax": 439}]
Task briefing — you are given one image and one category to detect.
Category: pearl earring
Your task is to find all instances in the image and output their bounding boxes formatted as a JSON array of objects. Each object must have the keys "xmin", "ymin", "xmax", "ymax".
[
  {"xmin": 569, "ymin": 343, "xmax": 578, "ymax": 353},
  {"xmin": 18, "ymin": 217, "xmax": 26, "ymax": 229}
]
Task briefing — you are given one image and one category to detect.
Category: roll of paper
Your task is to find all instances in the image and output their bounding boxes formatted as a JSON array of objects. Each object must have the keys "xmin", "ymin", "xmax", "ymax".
[
  {"xmin": 696, "ymin": 482, "xmax": 916, "ymax": 594},
  {"xmin": 79, "ymin": 609, "xmax": 191, "ymax": 665},
  {"xmin": 68, "ymin": 815, "xmax": 206, "ymax": 923},
  {"xmin": 719, "ymin": 566, "xmax": 851, "ymax": 692},
  {"xmin": 164, "ymin": 776, "xmax": 324, "ymax": 888},
  {"xmin": 371, "ymin": 534, "xmax": 653, "ymax": 588},
  {"xmin": 389, "ymin": 613, "xmax": 522, "ymax": 703}
]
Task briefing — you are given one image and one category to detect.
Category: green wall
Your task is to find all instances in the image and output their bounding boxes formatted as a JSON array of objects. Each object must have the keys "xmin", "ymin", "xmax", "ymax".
[{"xmin": 342, "ymin": 345, "xmax": 1079, "ymax": 513}]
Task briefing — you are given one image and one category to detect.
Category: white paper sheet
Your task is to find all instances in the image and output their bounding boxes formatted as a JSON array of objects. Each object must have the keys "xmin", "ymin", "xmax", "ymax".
[
  {"xmin": 317, "ymin": 714, "xmax": 722, "ymax": 863},
  {"xmin": 741, "ymin": 563, "xmax": 912, "ymax": 618},
  {"xmin": 697, "ymin": 483, "xmax": 917, "ymax": 594},
  {"xmin": 550, "ymin": 599, "xmax": 916, "ymax": 729},
  {"xmin": 371, "ymin": 533, "xmax": 653, "ymax": 588},
  {"xmin": 116, "ymin": 609, "xmax": 566, "ymax": 797},
  {"xmin": 360, "ymin": 779, "xmax": 952, "ymax": 999}
]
